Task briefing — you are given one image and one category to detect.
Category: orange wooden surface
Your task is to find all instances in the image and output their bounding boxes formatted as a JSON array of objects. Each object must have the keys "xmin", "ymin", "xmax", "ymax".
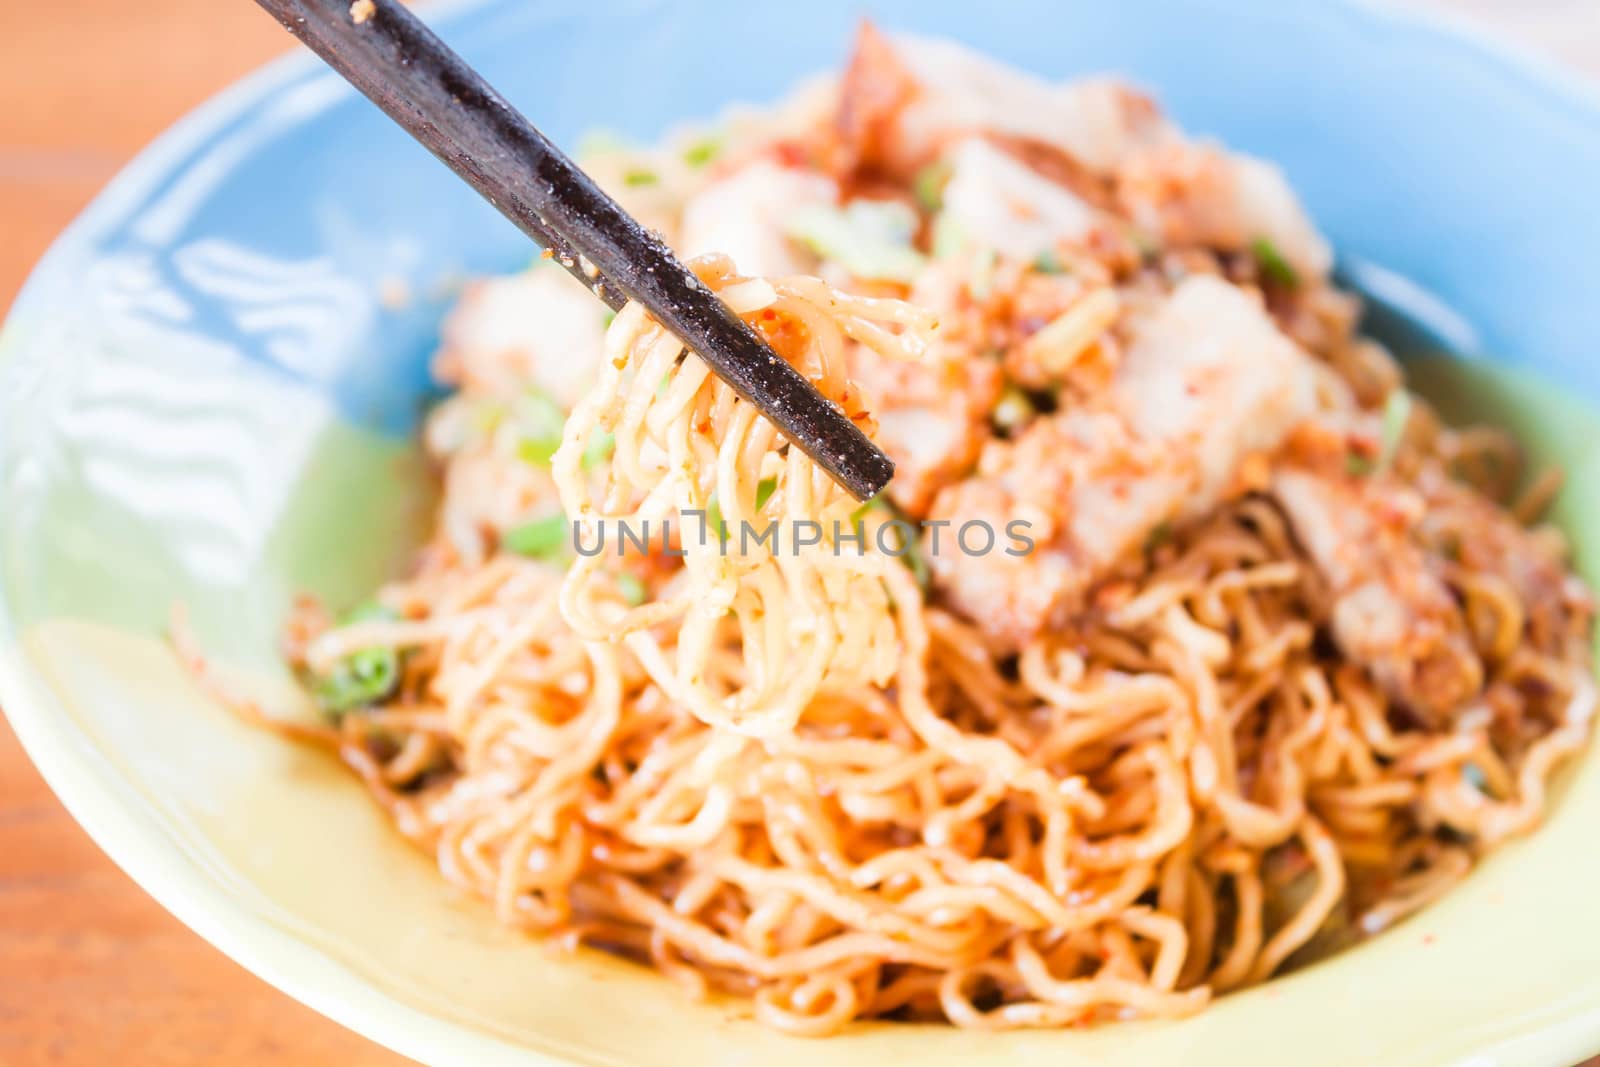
[
  {"xmin": 1, "ymin": 2, "xmax": 1598, "ymax": 1065},
  {"xmin": 1, "ymin": 3, "xmax": 407, "ymax": 1062}
]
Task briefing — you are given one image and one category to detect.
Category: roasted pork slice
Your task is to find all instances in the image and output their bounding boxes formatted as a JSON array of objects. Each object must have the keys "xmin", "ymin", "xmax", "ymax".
[
  {"xmin": 847, "ymin": 323, "xmax": 1001, "ymax": 518},
  {"xmin": 1112, "ymin": 275, "xmax": 1318, "ymax": 502},
  {"xmin": 1271, "ymin": 467, "xmax": 1483, "ymax": 722},
  {"xmin": 436, "ymin": 266, "xmax": 608, "ymax": 405},
  {"xmin": 927, "ymin": 275, "xmax": 1319, "ymax": 646},
  {"xmin": 677, "ymin": 159, "xmax": 839, "ymax": 277},
  {"xmin": 1116, "ymin": 143, "xmax": 1333, "ymax": 282},
  {"xmin": 1416, "ymin": 468, "xmax": 1594, "ymax": 659},
  {"xmin": 835, "ymin": 25, "xmax": 1173, "ymax": 179},
  {"xmin": 938, "ymin": 138, "xmax": 1102, "ymax": 261},
  {"xmin": 832, "ymin": 25, "xmax": 1330, "ymax": 284}
]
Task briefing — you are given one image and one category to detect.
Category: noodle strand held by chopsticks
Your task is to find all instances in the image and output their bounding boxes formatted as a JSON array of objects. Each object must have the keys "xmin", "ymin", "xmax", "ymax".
[{"xmin": 553, "ymin": 255, "xmax": 931, "ymax": 738}]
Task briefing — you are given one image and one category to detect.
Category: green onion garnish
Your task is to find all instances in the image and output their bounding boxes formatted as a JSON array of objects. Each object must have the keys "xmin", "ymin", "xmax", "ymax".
[
  {"xmin": 502, "ymin": 515, "xmax": 570, "ymax": 560},
  {"xmin": 616, "ymin": 572, "xmax": 648, "ymax": 607},
  {"xmin": 514, "ymin": 386, "xmax": 566, "ymax": 468},
  {"xmin": 969, "ymin": 247, "xmax": 998, "ymax": 300},
  {"xmin": 1375, "ymin": 389, "xmax": 1413, "ymax": 475},
  {"xmin": 1252, "ymin": 237, "xmax": 1299, "ymax": 288},
  {"xmin": 517, "ymin": 437, "xmax": 559, "ymax": 466},
  {"xmin": 785, "ymin": 200, "xmax": 926, "ymax": 283},
  {"xmin": 703, "ymin": 498, "xmax": 729, "ymax": 545},
  {"xmin": 1033, "ymin": 248, "xmax": 1066, "ymax": 275},
  {"xmin": 848, "ymin": 495, "xmax": 929, "ymax": 590},
  {"xmin": 930, "ymin": 214, "xmax": 967, "ymax": 259},
  {"xmin": 623, "ymin": 168, "xmax": 659, "ymax": 187},
  {"xmin": 754, "ymin": 477, "xmax": 777, "ymax": 512},
  {"xmin": 581, "ymin": 430, "xmax": 615, "ymax": 471},
  {"xmin": 849, "ymin": 493, "xmax": 884, "ymax": 525},
  {"xmin": 1127, "ymin": 226, "xmax": 1160, "ymax": 259},
  {"xmin": 904, "ymin": 539, "xmax": 931, "ymax": 591},
  {"xmin": 913, "ymin": 160, "xmax": 952, "ymax": 213},
  {"xmin": 682, "ymin": 136, "xmax": 722, "ymax": 168},
  {"xmin": 470, "ymin": 400, "xmax": 507, "ymax": 435},
  {"xmin": 992, "ymin": 386, "xmax": 1036, "ymax": 434},
  {"xmin": 312, "ymin": 601, "xmax": 400, "ymax": 716}
]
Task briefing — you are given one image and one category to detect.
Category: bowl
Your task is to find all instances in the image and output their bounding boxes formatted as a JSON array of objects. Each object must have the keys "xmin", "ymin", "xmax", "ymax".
[{"xmin": 5, "ymin": 1, "xmax": 1600, "ymax": 1064}]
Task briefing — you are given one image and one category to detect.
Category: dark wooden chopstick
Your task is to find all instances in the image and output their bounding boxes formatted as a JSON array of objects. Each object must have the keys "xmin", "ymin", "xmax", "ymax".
[{"xmin": 252, "ymin": 0, "xmax": 894, "ymax": 501}]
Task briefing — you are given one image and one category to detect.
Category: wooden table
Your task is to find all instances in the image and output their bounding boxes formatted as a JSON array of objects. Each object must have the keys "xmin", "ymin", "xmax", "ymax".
[
  {"xmin": 1, "ymin": 1, "xmax": 1596, "ymax": 1064},
  {"xmin": 0, "ymin": 6, "xmax": 409, "ymax": 1063}
]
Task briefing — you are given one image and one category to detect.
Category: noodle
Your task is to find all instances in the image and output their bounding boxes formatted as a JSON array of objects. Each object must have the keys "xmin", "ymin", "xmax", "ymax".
[
  {"xmin": 219, "ymin": 28, "xmax": 1597, "ymax": 1037},
  {"xmin": 552, "ymin": 257, "xmax": 933, "ymax": 737}
]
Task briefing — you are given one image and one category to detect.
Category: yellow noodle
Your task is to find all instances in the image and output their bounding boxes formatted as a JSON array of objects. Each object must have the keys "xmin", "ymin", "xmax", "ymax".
[{"xmin": 222, "ymin": 254, "xmax": 1599, "ymax": 1038}]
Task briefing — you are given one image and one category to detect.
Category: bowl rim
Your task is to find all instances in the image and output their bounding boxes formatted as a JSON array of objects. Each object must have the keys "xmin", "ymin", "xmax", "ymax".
[
  {"xmin": 0, "ymin": 2, "xmax": 560, "ymax": 1061},
  {"xmin": 4, "ymin": 1, "xmax": 1600, "ymax": 1065}
]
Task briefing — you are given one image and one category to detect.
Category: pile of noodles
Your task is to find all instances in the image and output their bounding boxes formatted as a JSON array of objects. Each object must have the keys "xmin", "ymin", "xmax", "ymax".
[{"xmin": 180, "ymin": 254, "xmax": 1597, "ymax": 1038}]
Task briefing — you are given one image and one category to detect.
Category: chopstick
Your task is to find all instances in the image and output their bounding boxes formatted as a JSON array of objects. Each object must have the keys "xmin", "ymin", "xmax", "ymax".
[{"xmin": 252, "ymin": 0, "xmax": 894, "ymax": 501}]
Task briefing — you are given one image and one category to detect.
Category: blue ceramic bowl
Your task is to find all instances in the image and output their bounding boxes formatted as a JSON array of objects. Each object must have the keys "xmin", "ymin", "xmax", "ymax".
[{"xmin": 5, "ymin": 2, "xmax": 1600, "ymax": 1065}]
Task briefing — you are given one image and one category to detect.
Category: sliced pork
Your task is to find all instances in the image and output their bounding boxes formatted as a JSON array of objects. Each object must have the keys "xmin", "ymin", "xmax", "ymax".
[
  {"xmin": 928, "ymin": 275, "xmax": 1318, "ymax": 646},
  {"xmin": 1271, "ymin": 468, "xmax": 1483, "ymax": 723}
]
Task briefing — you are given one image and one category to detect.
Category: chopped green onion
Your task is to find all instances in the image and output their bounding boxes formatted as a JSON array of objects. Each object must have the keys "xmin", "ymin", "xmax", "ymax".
[
  {"xmin": 623, "ymin": 168, "xmax": 659, "ymax": 187},
  {"xmin": 517, "ymin": 437, "xmax": 559, "ymax": 466},
  {"xmin": 514, "ymin": 386, "xmax": 567, "ymax": 468},
  {"xmin": 582, "ymin": 430, "xmax": 615, "ymax": 471},
  {"xmin": 682, "ymin": 135, "xmax": 723, "ymax": 168},
  {"xmin": 913, "ymin": 160, "xmax": 952, "ymax": 212},
  {"xmin": 702, "ymin": 498, "xmax": 729, "ymax": 545},
  {"xmin": 314, "ymin": 649, "xmax": 399, "ymax": 716},
  {"xmin": 930, "ymin": 213, "xmax": 967, "ymax": 259},
  {"xmin": 312, "ymin": 601, "xmax": 400, "ymax": 716},
  {"xmin": 786, "ymin": 200, "xmax": 926, "ymax": 283},
  {"xmin": 1126, "ymin": 225, "xmax": 1160, "ymax": 259},
  {"xmin": 1252, "ymin": 236, "xmax": 1299, "ymax": 288},
  {"xmin": 992, "ymin": 385, "xmax": 1036, "ymax": 434},
  {"xmin": 616, "ymin": 572, "xmax": 648, "ymax": 607},
  {"xmin": 849, "ymin": 493, "xmax": 883, "ymax": 525},
  {"xmin": 343, "ymin": 601, "xmax": 394, "ymax": 626},
  {"xmin": 1145, "ymin": 521, "xmax": 1174, "ymax": 552},
  {"xmin": 1346, "ymin": 452, "xmax": 1375, "ymax": 477},
  {"xmin": 470, "ymin": 400, "xmax": 507, "ymax": 435},
  {"xmin": 1375, "ymin": 389, "xmax": 1413, "ymax": 475},
  {"xmin": 602, "ymin": 310, "xmax": 616, "ymax": 328},
  {"xmin": 1032, "ymin": 248, "xmax": 1066, "ymax": 275},
  {"xmin": 1463, "ymin": 763, "xmax": 1489, "ymax": 793},
  {"xmin": 895, "ymin": 529, "xmax": 932, "ymax": 592},
  {"xmin": 502, "ymin": 515, "xmax": 570, "ymax": 560},
  {"xmin": 849, "ymin": 495, "xmax": 929, "ymax": 591},
  {"xmin": 906, "ymin": 543, "xmax": 931, "ymax": 591},
  {"xmin": 754, "ymin": 477, "xmax": 778, "ymax": 512},
  {"xmin": 969, "ymin": 247, "xmax": 998, "ymax": 300}
]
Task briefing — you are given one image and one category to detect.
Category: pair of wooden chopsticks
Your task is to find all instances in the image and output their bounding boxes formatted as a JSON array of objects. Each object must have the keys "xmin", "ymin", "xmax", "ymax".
[{"xmin": 254, "ymin": 0, "xmax": 893, "ymax": 501}]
